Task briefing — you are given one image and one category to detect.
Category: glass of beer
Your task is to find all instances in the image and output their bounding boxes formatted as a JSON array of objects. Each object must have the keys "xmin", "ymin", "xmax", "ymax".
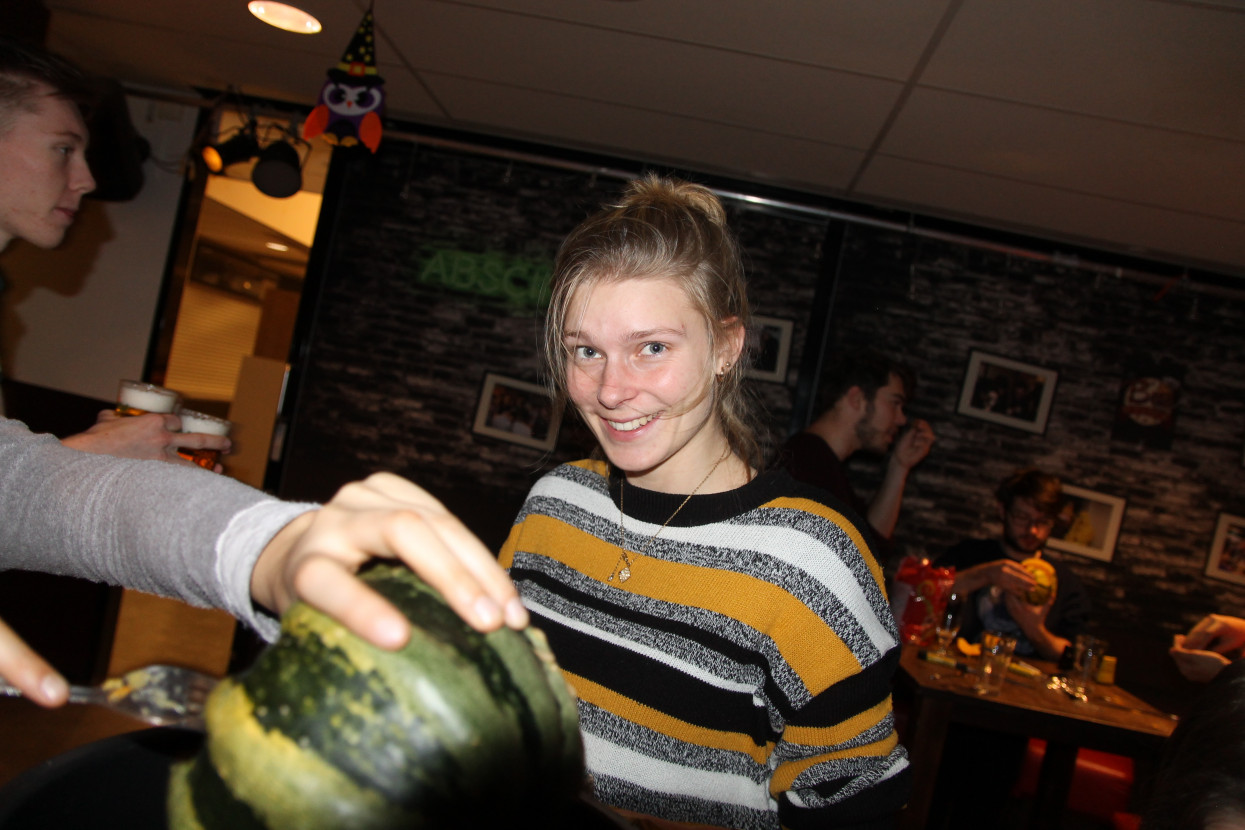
[
  {"xmin": 116, "ymin": 379, "xmax": 180, "ymax": 416},
  {"xmin": 176, "ymin": 408, "xmax": 232, "ymax": 470}
]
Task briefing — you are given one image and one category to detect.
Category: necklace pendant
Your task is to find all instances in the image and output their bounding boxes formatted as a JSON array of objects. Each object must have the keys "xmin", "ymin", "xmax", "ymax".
[{"xmin": 617, "ymin": 566, "xmax": 631, "ymax": 582}]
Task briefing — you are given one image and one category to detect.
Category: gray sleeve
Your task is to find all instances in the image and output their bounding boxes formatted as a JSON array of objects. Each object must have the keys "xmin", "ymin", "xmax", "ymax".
[{"xmin": 0, "ymin": 417, "xmax": 317, "ymax": 641}]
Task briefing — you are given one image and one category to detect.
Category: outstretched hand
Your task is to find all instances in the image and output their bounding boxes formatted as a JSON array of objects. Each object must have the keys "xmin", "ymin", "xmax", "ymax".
[
  {"xmin": 1170, "ymin": 634, "xmax": 1234, "ymax": 683},
  {"xmin": 250, "ymin": 472, "xmax": 527, "ymax": 650},
  {"xmin": 1169, "ymin": 614, "xmax": 1245, "ymax": 683},
  {"xmin": 62, "ymin": 410, "xmax": 230, "ymax": 472},
  {"xmin": 1180, "ymin": 614, "xmax": 1245, "ymax": 656}
]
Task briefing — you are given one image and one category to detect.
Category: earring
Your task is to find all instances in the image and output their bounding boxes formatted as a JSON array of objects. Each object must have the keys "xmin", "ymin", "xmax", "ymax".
[{"xmin": 718, "ymin": 362, "xmax": 732, "ymax": 377}]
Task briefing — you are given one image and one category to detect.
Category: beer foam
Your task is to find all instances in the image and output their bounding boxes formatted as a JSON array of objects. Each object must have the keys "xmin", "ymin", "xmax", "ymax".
[
  {"xmin": 179, "ymin": 412, "xmax": 231, "ymax": 436},
  {"xmin": 119, "ymin": 384, "xmax": 178, "ymax": 413}
]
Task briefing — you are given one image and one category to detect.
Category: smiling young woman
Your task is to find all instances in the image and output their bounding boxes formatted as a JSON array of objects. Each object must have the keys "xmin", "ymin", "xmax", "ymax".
[{"xmin": 500, "ymin": 175, "xmax": 911, "ymax": 830}]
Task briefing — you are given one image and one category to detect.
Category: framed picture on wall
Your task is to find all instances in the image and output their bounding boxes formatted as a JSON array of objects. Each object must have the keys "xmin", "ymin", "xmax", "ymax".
[
  {"xmin": 472, "ymin": 373, "xmax": 562, "ymax": 451},
  {"xmin": 956, "ymin": 350, "xmax": 1058, "ymax": 434},
  {"xmin": 1205, "ymin": 513, "xmax": 1245, "ymax": 587},
  {"xmin": 1045, "ymin": 485, "xmax": 1127, "ymax": 562},
  {"xmin": 745, "ymin": 316, "xmax": 794, "ymax": 383}
]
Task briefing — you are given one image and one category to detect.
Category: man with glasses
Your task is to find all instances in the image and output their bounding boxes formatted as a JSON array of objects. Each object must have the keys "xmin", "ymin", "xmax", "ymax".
[
  {"xmin": 929, "ymin": 469, "xmax": 1094, "ymax": 826},
  {"xmin": 937, "ymin": 468, "xmax": 1091, "ymax": 660}
]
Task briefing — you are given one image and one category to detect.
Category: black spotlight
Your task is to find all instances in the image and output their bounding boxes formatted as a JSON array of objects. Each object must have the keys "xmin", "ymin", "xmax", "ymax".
[
  {"xmin": 251, "ymin": 140, "xmax": 303, "ymax": 198},
  {"xmin": 202, "ymin": 125, "xmax": 259, "ymax": 173}
]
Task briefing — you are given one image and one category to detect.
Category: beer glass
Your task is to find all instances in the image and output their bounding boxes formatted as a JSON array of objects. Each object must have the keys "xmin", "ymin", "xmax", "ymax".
[
  {"xmin": 116, "ymin": 379, "xmax": 180, "ymax": 417},
  {"xmin": 973, "ymin": 632, "xmax": 1017, "ymax": 696},
  {"xmin": 177, "ymin": 408, "xmax": 232, "ymax": 470},
  {"xmin": 1071, "ymin": 634, "xmax": 1108, "ymax": 701}
]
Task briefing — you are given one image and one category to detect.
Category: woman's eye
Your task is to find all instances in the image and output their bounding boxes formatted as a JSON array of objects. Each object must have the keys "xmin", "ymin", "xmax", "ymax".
[
  {"xmin": 640, "ymin": 343, "xmax": 666, "ymax": 356},
  {"xmin": 574, "ymin": 346, "xmax": 598, "ymax": 360}
]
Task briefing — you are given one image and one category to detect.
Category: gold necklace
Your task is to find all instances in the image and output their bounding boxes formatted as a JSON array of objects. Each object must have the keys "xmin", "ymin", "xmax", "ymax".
[{"xmin": 609, "ymin": 450, "xmax": 729, "ymax": 583}]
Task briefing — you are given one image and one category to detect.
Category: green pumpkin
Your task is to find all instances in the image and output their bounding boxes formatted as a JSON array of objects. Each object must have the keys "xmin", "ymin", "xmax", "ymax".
[{"xmin": 168, "ymin": 563, "xmax": 583, "ymax": 829}]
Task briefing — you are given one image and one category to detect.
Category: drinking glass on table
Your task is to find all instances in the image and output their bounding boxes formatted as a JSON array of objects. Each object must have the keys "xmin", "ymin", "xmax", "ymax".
[
  {"xmin": 973, "ymin": 631, "xmax": 1017, "ymax": 696},
  {"xmin": 933, "ymin": 592, "xmax": 966, "ymax": 654},
  {"xmin": 1071, "ymin": 634, "xmax": 1108, "ymax": 701},
  {"xmin": 116, "ymin": 379, "xmax": 180, "ymax": 417},
  {"xmin": 176, "ymin": 408, "xmax": 232, "ymax": 470}
]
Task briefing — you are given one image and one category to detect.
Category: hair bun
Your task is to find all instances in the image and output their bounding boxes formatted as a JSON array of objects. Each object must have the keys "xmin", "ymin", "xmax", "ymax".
[{"xmin": 618, "ymin": 173, "xmax": 728, "ymax": 228}]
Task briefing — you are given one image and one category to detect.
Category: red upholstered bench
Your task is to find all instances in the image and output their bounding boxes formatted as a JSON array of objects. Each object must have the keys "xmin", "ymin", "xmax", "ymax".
[{"xmin": 1012, "ymin": 737, "xmax": 1136, "ymax": 823}]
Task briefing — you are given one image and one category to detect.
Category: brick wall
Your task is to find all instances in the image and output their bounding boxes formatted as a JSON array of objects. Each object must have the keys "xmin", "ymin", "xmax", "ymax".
[{"xmin": 832, "ymin": 226, "xmax": 1245, "ymax": 639}]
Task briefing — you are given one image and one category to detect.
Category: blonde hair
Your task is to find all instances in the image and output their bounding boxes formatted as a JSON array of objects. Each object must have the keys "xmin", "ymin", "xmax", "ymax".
[{"xmin": 543, "ymin": 174, "xmax": 762, "ymax": 470}]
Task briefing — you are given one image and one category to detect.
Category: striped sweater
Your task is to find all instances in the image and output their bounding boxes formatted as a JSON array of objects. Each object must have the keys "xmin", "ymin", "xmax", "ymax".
[{"xmin": 499, "ymin": 460, "xmax": 910, "ymax": 830}]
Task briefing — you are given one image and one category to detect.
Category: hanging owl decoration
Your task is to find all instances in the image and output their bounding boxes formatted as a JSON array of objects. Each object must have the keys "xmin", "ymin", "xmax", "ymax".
[{"xmin": 303, "ymin": 6, "xmax": 385, "ymax": 153}]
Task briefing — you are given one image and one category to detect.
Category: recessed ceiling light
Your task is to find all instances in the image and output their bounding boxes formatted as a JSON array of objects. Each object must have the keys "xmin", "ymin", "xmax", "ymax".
[
  {"xmin": 265, "ymin": 241, "xmax": 291, "ymax": 252},
  {"xmin": 248, "ymin": 2, "xmax": 322, "ymax": 34}
]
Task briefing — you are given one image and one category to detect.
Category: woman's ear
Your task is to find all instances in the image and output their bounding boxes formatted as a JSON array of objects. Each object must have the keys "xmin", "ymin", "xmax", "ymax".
[{"xmin": 718, "ymin": 316, "xmax": 746, "ymax": 371}]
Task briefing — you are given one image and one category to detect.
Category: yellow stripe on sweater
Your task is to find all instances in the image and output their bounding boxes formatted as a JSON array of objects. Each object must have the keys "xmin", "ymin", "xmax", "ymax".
[{"xmin": 770, "ymin": 734, "xmax": 899, "ymax": 794}]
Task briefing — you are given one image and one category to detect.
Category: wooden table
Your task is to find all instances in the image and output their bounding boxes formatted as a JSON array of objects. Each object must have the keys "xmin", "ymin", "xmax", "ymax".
[{"xmin": 895, "ymin": 644, "xmax": 1178, "ymax": 830}]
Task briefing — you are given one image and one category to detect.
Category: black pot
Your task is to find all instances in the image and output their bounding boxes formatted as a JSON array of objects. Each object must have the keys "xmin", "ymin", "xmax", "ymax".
[
  {"xmin": 0, "ymin": 728, "xmax": 200, "ymax": 829},
  {"xmin": 0, "ymin": 728, "xmax": 630, "ymax": 829}
]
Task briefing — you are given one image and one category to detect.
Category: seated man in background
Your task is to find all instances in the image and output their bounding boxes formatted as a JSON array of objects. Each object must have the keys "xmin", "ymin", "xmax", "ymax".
[
  {"xmin": 779, "ymin": 349, "xmax": 934, "ymax": 552},
  {"xmin": 937, "ymin": 467, "xmax": 1090, "ymax": 660},
  {"xmin": 927, "ymin": 469, "xmax": 1094, "ymax": 827},
  {"xmin": 1169, "ymin": 613, "xmax": 1245, "ymax": 683}
]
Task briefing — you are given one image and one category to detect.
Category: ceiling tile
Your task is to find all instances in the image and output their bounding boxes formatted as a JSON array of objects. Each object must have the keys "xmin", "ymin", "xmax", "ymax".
[
  {"xmin": 47, "ymin": 15, "xmax": 345, "ymax": 103},
  {"xmin": 380, "ymin": 2, "xmax": 904, "ymax": 149},
  {"xmin": 47, "ymin": 1, "xmax": 366, "ymax": 58},
  {"xmin": 429, "ymin": 0, "xmax": 954, "ymax": 79},
  {"xmin": 880, "ymin": 88, "xmax": 1245, "ymax": 222},
  {"xmin": 856, "ymin": 156, "xmax": 1245, "ymax": 276},
  {"xmin": 925, "ymin": 0, "xmax": 1245, "ymax": 140},
  {"xmin": 422, "ymin": 75, "xmax": 866, "ymax": 192}
]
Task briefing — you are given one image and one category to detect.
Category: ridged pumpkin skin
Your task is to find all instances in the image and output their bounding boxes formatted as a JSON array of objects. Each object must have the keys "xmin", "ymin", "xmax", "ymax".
[{"xmin": 168, "ymin": 563, "xmax": 583, "ymax": 829}]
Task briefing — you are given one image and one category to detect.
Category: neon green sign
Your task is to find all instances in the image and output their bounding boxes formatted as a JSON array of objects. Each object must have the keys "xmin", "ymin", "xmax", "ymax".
[{"xmin": 413, "ymin": 248, "xmax": 552, "ymax": 311}]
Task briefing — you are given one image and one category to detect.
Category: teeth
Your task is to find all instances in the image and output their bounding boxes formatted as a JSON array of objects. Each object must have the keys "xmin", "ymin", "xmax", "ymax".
[{"xmin": 609, "ymin": 414, "xmax": 656, "ymax": 432}]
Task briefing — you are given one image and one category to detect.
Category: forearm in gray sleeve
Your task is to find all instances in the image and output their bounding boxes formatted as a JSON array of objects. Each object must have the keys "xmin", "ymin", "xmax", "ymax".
[{"xmin": 0, "ymin": 418, "xmax": 316, "ymax": 639}]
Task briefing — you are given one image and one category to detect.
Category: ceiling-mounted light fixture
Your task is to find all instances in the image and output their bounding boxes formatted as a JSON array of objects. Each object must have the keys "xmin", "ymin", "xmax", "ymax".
[
  {"xmin": 251, "ymin": 138, "xmax": 304, "ymax": 198},
  {"xmin": 199, "ymin": 110, "xmax": 309, "ymax": 199},
  {"xmin": 201, "ymin": 122, "xmax": 260, "ymax": 172},
  {"xmin": 248, "ymin": 1, "xmax": 322, "ymax": 34}
]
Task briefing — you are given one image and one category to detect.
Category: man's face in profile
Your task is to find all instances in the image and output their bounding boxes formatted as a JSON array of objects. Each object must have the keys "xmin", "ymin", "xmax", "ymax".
[
  {"xmin": 855, "ymin": 373, "xmax": 908, "ymax": 454},
  {"xmin": 0, "ymin": 85, "xmax": 95, "ymax": 251}
]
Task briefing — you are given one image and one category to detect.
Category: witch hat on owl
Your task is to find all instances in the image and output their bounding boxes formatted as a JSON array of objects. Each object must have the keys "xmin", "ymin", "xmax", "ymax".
[{"xmin": 303, "ymin": 4, "xmax": 386, "ymax": 152}]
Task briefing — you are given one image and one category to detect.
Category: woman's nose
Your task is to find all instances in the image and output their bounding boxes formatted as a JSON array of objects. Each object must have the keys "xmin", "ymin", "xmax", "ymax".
[{"xmin": 596, "ymin": 360, "xmax": 635, "ymax": 409}]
